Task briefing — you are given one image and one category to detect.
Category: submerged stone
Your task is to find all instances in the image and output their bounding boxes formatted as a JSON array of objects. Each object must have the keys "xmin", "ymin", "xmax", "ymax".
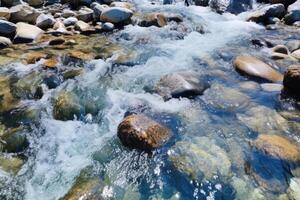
[
  {"xmin": 168, "ymin": 137, "xmax": 231, "ymax": 181},
  {"xmin": 252, "ymin": 134, "xmax": 300, "ymax": 162},
  {"xmin": 0, "ymin": 156, "xmax": 24, "ymax": 175},
  {"xmin": 155, "ymin": 71, "xmax": 209, "ymax": 100},
  {"xmin": 117, "ymin": 114, "xmax": 171, "ymax": 151}
]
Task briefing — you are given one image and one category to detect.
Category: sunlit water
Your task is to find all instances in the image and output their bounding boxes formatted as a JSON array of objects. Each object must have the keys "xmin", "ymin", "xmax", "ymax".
[{"xmin": 1, "ymin": 1, "xmax": 300, "ymax": 200}]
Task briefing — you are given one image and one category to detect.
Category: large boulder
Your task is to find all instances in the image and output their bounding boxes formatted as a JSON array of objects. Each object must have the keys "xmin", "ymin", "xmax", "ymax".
[
  {"xmin": 117, "ymin": 114, "xmax": 171, "ymax": 151},
  {"xmin": 283, "ymin": 65, "xmax": 300, "ymax": 95},
  {"xmin": 209, "ymin": 0, "xmax": 253, "ymax": 14},
  {"xmin": 14, "ymin": 22, "xmax": 44, "ymax": 43},
  {"xmin": 77, "ymin": 7, "xmax": 93, "ymax": 23},
  {"xmin": 0, "ymin": 20, "xmax": 16, "ymax": 38},
  {"xmin": 247, "ymin": 4, "xmax": 286, "ymax": 24},
  {"xmin": 155, "ymin": 72, "xmax": 209, "ymax": 100},
  {"xmin": 233, "ymin": 55, "xmax": 283, "ymax": 82},
  {"xmin": 10, "ymin": 4, "xmax": 41, "ymax": 24},
  {"xmin": 100, "ymin": 7, "xmax": 133, "ymax": 24}
]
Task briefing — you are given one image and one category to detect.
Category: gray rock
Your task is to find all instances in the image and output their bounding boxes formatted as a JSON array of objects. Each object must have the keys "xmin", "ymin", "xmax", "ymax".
[
  {"xmin": 62, "ymin": 9, "xmax": 76, "ymax": 18},
  {"xmin": 77, "ymin": 7, "xmax": 93, "ymax": 22},
  {"xmin": 0, "ymin": 36, "xmax": 12, "ymax": 49},
  {"xmin": 0, "ymin": 19, "xmax": 16, "ymax": 38},
  {"xmin": 36, "ymin": 14, "xmax": 55, "ymax": 29},
  {"xmin": 155, "ymin": 71, "xmax": 209, "ymax": 100},
  {"xmin": 63, "ymin": 16, "xmax": 78, "ymax": 26},
  {"xmin": 91, "ymin": 2, "xmax": 107, "ymax": 21},
  {"xmin": 0, "ymin": 7, "xmax": 11, "ymax": 20},
  {"xmin": 101, "ymin": 22, "xmax": 114, "ymax": 31},
  {"xmin": 248, "ymin": 4, "xmax": 286, "ymax": 24},
  {"xmin": 100, "ymin": 7, "xmax": 133, "ymax": 24},
  {"xmin": 10, "ymin": 4, "xmax": 41, "ymax": 24},
  {"xmin": 209, "ymin": 0, "xmax": 253, "ymax": 14},
  {"xmin": 14, "ymin": 22, "xmax": 44, "ymax": 43}
]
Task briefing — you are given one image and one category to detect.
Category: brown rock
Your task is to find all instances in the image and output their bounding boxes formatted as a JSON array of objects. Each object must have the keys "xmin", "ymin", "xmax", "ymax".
[
  {"xmin": 283, "ymin": 65, "xmax": 300, "ymax": 94},
  {"xmin": 117, "ymin": 114, "xmax": 171, "ymax": 151},
  {"xmin": 42, "ymin": 57, "xmax": 58, "ymax": 69},
  {"xmin": 252, "ymin": 134, "xmax": 300, "ymax": 162},
  {"xmin": 24, "ymin": 52, "xmax": 48, "ymax": 64},
  {"xmin": 139, "ymin": 13, "xmax": 167, "ymax": 27},
  {"xmin": 68, "ymin": 50, "xmax": 95, "ymax": 61},
  {"xmin": 233, "ymin": 55, "xmax": 283, "ymax": 82}
]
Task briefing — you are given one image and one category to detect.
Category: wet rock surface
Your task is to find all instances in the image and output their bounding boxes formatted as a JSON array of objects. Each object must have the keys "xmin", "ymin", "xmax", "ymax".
[
  {"xmin": 117, "ymin": 114, "xmax": 171, "ymax": 151},
  {"xmin": 0, "ymin": 0, "xmax": 299, "ymax": 199}
]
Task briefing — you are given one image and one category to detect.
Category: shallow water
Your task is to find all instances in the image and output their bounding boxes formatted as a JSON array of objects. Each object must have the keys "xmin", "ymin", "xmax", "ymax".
[{"xmin": 1, "ymin": 1, "xmax": 300, "ymax": 200}]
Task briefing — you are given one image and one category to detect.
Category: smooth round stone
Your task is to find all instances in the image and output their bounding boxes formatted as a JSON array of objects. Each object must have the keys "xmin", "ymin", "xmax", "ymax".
[
  {"xmin": 101, "ymin": 22, "xmax": 114, "ymax": 31},
  {"xmin": 168, "ymin": 137, "xmax": 231, "ymax": 180},
  {"xmin": 63, "ymin": 17, "xmax": 78, "ymax": 26},
  {"xmin": 117, "ymin": 114, "xmax": 170, "ymax": 151},
  {"xmin": 36, "ymin": 14, "xmax": 55, "ymax": 29},
  {"xmin": 10, "ymin": 4, "xmax": 41, "ymax": 24},
  {"xmin": 251, "ymin": 134, "xmax": 300, "ymax": 162},
  {"xmin": 233, "ymin": 55, "xmax": 283, "ymax": 82},
  {"xmin": 155, "ymin": 71, "xmax": 209, "ymax": 100},
  {"xmin": 100, "ymin": 7, "xmax": 133, "ymax": 24}
]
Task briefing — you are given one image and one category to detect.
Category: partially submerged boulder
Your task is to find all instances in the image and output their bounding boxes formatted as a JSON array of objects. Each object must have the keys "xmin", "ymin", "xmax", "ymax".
[
  {"xmin": 233, "ymin": 55, "xmax": 283, "ymax": 82},
  {"xmin": 117, "ymin": 114, "xmax": 171, "ymax": 151}
]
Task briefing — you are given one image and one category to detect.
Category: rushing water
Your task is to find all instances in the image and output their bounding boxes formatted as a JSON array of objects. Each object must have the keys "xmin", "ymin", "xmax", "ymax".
[{"xmin": 1, "ymin": 1, "xmax": 300, "ymax": 200}]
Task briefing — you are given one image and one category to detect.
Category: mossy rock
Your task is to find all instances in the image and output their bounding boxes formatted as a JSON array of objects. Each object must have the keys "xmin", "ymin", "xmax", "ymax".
[
  {"xmin": 53, "ymin": 92, "xmax": 83, "ymax": 121},
  {"xmin": 0, "ymin": 156, "xmax": 24, "ymax": 175},
  {"xmin": 0, "ymin": 76, "xmax": 19, "ymax": 113},
  {"xmin": 0, "ymin": 126, "xmax": 29, "ymax": 153}
]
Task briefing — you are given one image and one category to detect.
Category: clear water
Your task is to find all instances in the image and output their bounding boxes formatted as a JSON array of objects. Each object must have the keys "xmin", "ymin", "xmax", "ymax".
[{"xmin": 1, "ymin": 1, "xmax": 300, "ymax": 200}]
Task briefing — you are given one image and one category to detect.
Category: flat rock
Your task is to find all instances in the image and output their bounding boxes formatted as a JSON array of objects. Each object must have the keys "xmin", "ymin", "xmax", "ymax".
[
  {"xmin": 117, "ymin": 114, "xmax": 170, "ymax": 151},
  {"xmin": 233, "ymin": 55, "xmax": 283, "ymax": 82},
  {"xmin": 14, "ymin": 22, "xmax": 44, "ymax": 44}
]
